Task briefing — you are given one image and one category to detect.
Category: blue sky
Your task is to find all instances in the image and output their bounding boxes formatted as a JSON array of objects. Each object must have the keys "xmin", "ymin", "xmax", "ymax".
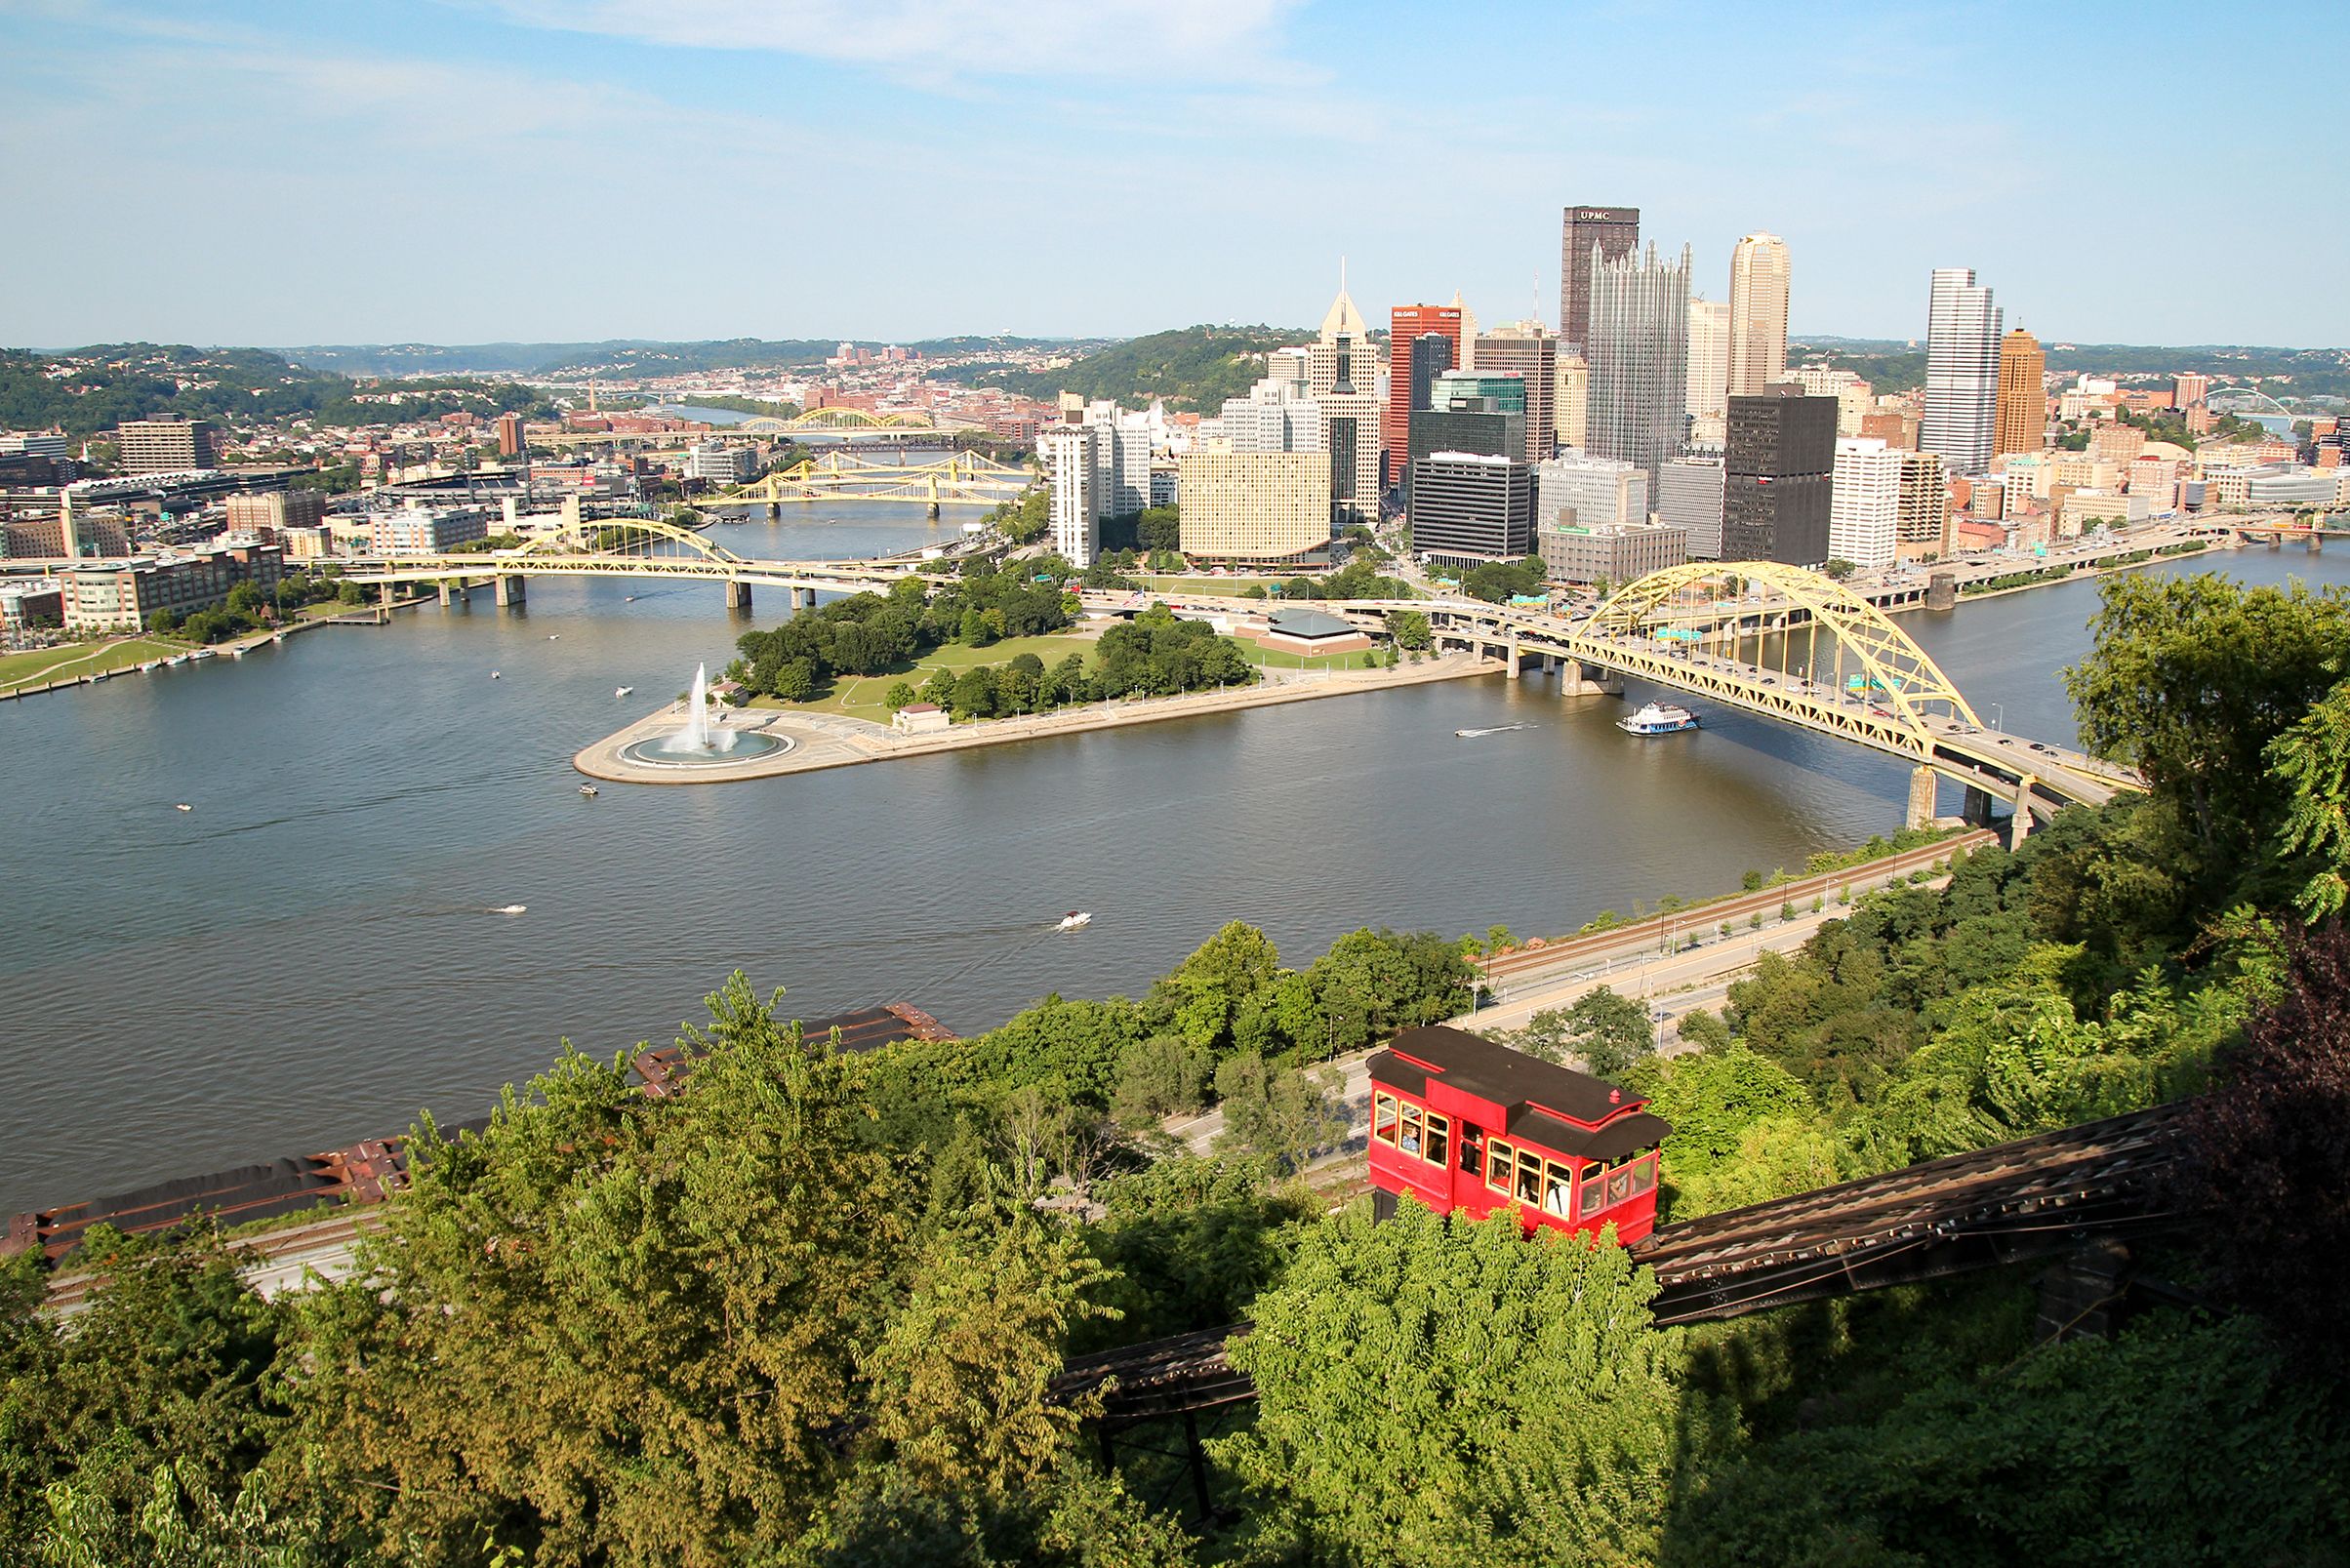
[{"xmin": 2, "ymin": 0, "xmax": 2342, "ymax": 350}]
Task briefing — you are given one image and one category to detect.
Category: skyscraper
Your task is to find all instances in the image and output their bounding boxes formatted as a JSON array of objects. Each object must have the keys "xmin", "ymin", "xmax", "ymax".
[
  {"xmin": 1585, "ymin": 241, "xmax": 1691, "ymax": 488},
  {"xmin": 1829, "ymin": 436, "xmax": 1902, "ymax": 569},
  {"xmin": 1556, "ymin": 355, "xmax": 1589, "ymax": 452},
  {"xmin": 1685, "ymin": 298, "xmax": 1731, "ymax": 422},
  {"xmin": 1045, "ymin": 425, "xmax": 1096, "ymax": 568},
  {"xmin": 1384, "ymin": 302, "xmax": 1464, "ymax": 488},
  {"xmin": 1726, "ymin": 233, "xmax": 1791, "ymax": 397},
  {"xmin": 1921, "ymin": 268, "xmax": 2003, "ymax": 475},
  {"xmin": 1315, "ymin": 319, "xmax": 1384, "ymax": 528},
  {"xmin": 1724, "ymin": 385, "xmax": 1837, "ymax": 566},
  {"xmin": 1468, "ymin": 322, "xmax": 1559, "ymax": 462},
  {"xmin": 1559, "ymin": 205, "xmax": 1640, "ymax": 356},
  {"xmin": 1995, "ymin": 328, "xmax": 2047, "ymax": 457}
]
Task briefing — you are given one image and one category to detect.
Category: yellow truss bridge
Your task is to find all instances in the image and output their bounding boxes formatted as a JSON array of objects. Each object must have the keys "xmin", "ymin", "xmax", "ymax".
[
  {"xmin": 338, "ymin": 516, "xmax": 927, "ymax": 611},
  {"xmin": 1086, "ymin": 562, "xmax": 2137, "ymax": 834},
  {"xmin": 702, "ymin": 450, "xmax": 1035, "ymax": 510},
  {"xmin": 736, "ymin": 408, "xmax": 980, "ymax": 435}
]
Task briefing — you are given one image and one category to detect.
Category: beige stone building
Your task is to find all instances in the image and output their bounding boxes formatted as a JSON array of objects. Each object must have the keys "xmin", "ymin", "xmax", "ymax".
[{"xmin": 1176, "ymin": 451, "xmax": 1332, "ymax": 567}]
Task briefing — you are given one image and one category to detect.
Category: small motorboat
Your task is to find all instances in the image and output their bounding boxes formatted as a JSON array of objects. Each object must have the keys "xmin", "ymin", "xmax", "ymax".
[
  {"xmin": 190, "ymin": 648, "xmax": 217, "ymax": 660},
  {"xmin": 578, "ymin": 784, "xmax": 599, "ymax": 797},
  {"xmin": 547, "ymin": 634, "xmax": 560, "ymax": 641},
  {"xmin": 625, "ymin": 595, "xmax": 637, "ymax": 602},
  {"xmin": 165, "ymin": 655, "xmax": 188, "ymax": 666},
  {"xmin": 494, "ymin": 905, "xmax": 527, "ymax": 915},
  {"xmin": 615, "ymin": 686, "xmax": 633, "ymax": 698},
  {"xmin": 1454, "ymin": 723, "xmax": 1530, "ymax": 739},
  {"xmin": 1056, "ymin": 911, "xmax": 1093, "ymax": 931},
  {"xmin": 174, "ymin": 803, "xmax": 193, "ymax": 813},
  {"xmin": 490, "ymin": 670, "xmax": 502, "ymax": 679}
]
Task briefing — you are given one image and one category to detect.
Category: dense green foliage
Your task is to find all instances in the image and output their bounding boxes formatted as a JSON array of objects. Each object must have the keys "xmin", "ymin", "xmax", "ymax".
[
  {"xmin": 729, "ymin": 565, "xmax": 1074, "ymax": 700},
  {"xmin": 12, "ymin": 568, "xmax": 2350, "ymax": 1564},
  {"xmin": 0, "ymin": 345, "xmax": 548, "ymax": 437},
  {"xmin": 1460, "ymin": 557, "xmax": 1548, "ymax": 603},
  {"xmin": 971, "ymin": 326, "xmax": 1311, "ymax": 412}
]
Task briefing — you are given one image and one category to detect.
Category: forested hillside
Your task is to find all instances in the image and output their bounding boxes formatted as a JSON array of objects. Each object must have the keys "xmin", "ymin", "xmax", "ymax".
[{"xmin": 964, "ymin": 325, "xmax": 1311, "ymax": 411}]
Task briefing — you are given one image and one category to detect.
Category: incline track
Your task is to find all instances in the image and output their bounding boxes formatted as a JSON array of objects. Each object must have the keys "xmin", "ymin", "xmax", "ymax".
[{"xmin": 1054, "ymin": 1106, "xmax": 2187, "ymax": 1420}]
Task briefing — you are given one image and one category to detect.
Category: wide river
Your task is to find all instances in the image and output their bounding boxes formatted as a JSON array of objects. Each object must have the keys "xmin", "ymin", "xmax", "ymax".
[{"xmin": 6, "ymin": 519, "xmax": 2345, "ymax": 1213}]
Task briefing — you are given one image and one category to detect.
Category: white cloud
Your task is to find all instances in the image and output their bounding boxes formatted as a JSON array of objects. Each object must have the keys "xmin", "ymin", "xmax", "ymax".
[{"xmin": 471, "ymin": 0, "xmax": 1310, "ymax": 85}]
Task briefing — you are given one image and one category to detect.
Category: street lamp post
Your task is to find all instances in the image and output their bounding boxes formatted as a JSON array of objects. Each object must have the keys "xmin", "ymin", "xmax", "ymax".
[{"xmin": 1991, "ymin": 702, "xmax": 2005, "ymax": 732}]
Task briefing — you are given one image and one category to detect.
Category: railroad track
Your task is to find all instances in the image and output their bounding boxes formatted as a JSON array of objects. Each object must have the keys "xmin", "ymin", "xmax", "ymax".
[{"xmin": 1054, "ymin": 1105, "xmax": 2187, "ymax": 1419}]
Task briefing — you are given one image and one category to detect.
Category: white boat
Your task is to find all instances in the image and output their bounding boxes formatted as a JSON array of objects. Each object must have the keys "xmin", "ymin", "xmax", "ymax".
[
  {"xmin": 490, "ymin": 670, "xmax": 502, "ymax": 679},
  {"xmin": 1617, "ymin": 702, "xmax": 1700, "ymax": 736},
  {"xmin": 174, "ymin": 803, "xmax": 193, "ymax": 812},
  {"xmin": 190, "ymin": 648, "xmax": 217, "ymax": 661},
  {"xmin": 615, "ymin": 686, "xmax": 633, "ymax": 698},
  {"xmin": 494, "ymin": 904, "xmax": 527, "ymax": 915},
  {"xmin": 165, "ymin": 655, "xmax": 189, "ymax": 666},
  {"xmin": 547, "ymin": 634, "xmax": 560, "ymax": 641},
  {"xmin": 578, "ymin": 784, "xmax": 599, "ymax": 797},
  {"xmin": 1454, "ymin": 723, "xmax": 1531, "ymax": 739},
  {"xmin": 1056, "ymin": 911, "xmax": 1092, "ymax": 931}
]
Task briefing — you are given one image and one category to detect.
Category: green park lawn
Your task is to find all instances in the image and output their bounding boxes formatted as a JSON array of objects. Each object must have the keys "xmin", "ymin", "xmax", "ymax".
[
  {"xmin": 0, "ymin": 636, "xmax": 191, "ymax": 695},
  {"xmin": 1236, "ymin": 640, "xmax": 1385, "ymax": 672},
  {"xmin": 1127, "ymin": 574, "xmax": 1284, "ymax": 597},
  {"xmin": 750, "ymin": 629, "xmax": 1103, "ymax": 721}
]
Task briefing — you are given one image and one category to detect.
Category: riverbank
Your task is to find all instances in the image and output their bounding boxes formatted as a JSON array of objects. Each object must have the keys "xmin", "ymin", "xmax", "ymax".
[{"xmin": 574, "ymin": 652, "xmax": 1488, "ymax": 784}]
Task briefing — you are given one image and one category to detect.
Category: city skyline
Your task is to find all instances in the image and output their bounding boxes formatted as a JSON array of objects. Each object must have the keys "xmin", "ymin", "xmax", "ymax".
[{"xmin": 4, "ymin": 0, "xmax": 2345, "ymax": 349}]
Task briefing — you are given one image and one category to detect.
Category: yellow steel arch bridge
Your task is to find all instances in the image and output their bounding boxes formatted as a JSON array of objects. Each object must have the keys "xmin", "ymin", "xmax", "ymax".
[
  {"xmin": 701, "ymin": 449, "xmax": 1035, "ymax": 509},
  {"xmin": 1086, "ymin": 562, "xmax": 2137, "ymax": 831}
]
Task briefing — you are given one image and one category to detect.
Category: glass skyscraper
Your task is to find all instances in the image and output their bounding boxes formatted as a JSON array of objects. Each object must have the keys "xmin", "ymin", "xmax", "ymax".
[
  {"xmin": 1921, "ymin": 267, "xmax": 2002, "ymax": 476},
  {"xmin": 1585, "ymin": 241, "xmax": 1691, "ymax": 490}
]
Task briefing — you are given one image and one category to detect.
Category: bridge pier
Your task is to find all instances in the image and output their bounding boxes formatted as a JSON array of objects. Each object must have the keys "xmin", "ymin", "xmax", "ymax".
[
  {"xmin": 1558, "ymin": 660, "xmax": 1621, "ymax": 698},
  {"xmin": 1926, "ymin": 570, "xmax": 1957, "ymax": 612},
  {"xmin": 2009, "ymin": 774, "xmax": 2038, "ymax": 845},
  {"xmin": 495, "ymin": 575, "xmax": 525, "ymax": 608},
  {"xmin": 768, "ymin": 503, "xmax": 781, "ymax": 520},
  {"xmin": 379, "ymin": 582, "xmax": 395, "ymax": 607},
  {"xmin": 2309, "ymin": 534, "xmax": 2324, "ymax": 553},
  {"xmin": 1906, "ymin": 765, "xmax": 1939, "ymax": 831},
  {"xmin": 1505, "ymin": 629, "xmax": 1521, "ymax": 680},
  {"xmin": 437, "ymin": 582, "xmax": 453, "ymax": 606},
  {"xmin": 724, "ymin": 580, "xmax": 752, "ymax": 614},
  {"xmin": 1962, "ymin": 784, "xmax": 1996, "ymax": 828}
]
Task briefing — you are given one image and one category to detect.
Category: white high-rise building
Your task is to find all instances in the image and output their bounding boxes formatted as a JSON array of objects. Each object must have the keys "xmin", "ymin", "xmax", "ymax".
[
  {"xmin": 1586, "ymin": 241, "xmax": 1691, "ymax": 487},
  {"xmin": 1081, "ymin": 400, "xmax": 1153, "ymax": 519},
  {"xmin": 1220, "ymin": 379, "xmax": 1324, "ymax": 455},
  {"xmin": 1830, "ymin": 436, "xmax": 1902, "ymax": 568},
  {"xmin": 1045, "ymin": 424, "xmax": 1097, "ymax": 567},
  {"xmin": 1686, "ymin": 298, "xmax": 1730, "ymax": 422},
  {"xmin": 1535, "ymin": 454, "xmax": 1649, "ymax": 532},
  {"xmin": 1726, "ymin": 233, "xmax": 1791, "ymax": 397},
  {"xmin": 1659, "ymin": 455, "xmax": 1725, "ymax": 559},
  {"xmin": 1920, "ymin": 267, "xmax": 2003, "ymax": 475}
]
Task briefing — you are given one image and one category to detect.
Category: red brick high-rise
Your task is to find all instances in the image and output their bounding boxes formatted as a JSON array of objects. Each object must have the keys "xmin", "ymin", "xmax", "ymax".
[{"xmin": 1383, "ymin": 302, "xmax": 1463, "ymax": 488}]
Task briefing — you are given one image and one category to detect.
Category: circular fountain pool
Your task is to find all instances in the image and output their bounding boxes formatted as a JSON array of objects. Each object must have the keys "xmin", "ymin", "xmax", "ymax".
[{"xmin": 617, "ymin": 729, "xmax": 793, "ymax": 769}]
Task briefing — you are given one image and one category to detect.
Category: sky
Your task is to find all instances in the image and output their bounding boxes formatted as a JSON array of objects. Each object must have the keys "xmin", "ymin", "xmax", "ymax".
[{"xmin": 3, "ymin": 0, "xmax": 2344, "ymax": 351}]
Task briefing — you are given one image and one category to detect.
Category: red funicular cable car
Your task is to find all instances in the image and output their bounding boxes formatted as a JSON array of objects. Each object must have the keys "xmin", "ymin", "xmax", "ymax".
[{"xmin": 1366, "ymin": 1025, "xmax": 1672, "ymax": 1244}]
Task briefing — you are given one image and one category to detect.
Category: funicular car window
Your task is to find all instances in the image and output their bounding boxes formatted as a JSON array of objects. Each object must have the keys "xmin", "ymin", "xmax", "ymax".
[
  {"xmin": 1486, "ymin": 1139, "xmax": 1515, "ymax": 1191},
  {"xmin": 1398, "ymin": 1104, "xmax": 1423, "ymax": 1155},
  {"xmin": 1543, "ymin": 1158, "xmax": 1574, "ymax": 1219},
  {"xmin": 1373, "ymin": 1093, "xmax": 1399, "ymax": 1146},
  {"xmin": 1424, "ymin": 1112, "xmax": 1450, "ymax": 1168},
  {"xmin": 1515, "ymin": 1149, "xmax": 1542, "ymax": 1204}
]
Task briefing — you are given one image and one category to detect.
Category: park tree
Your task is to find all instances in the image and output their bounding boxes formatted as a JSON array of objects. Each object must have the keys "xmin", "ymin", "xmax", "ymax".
[
  {"xmin": 1552, "ymin": 985, "xmax": 1655, "ymax": 1077},
  {"xmin": 1111, "ymin": 1032, "xmax": 1214, "ymax": 1125},
  {"xmin": 1385, "ymin": 609, "xmax": 1433, "ymax": 650},
  {"xmin": 1077, "ymin": 1156, "xmax": 1312, "ymax": 1349},
  {"xmin": 1219, "ymin": 1204, "xmax": 1695, "ymax": 1566},
  {"xmin": 1211, "ymin": 1052, "xmax": 1348, "ymax": 1175},
  {"xmin": 883, "ymin": 680, "xmax": 916, "ymax": 711},
  {"xmin": 1822, "ymin": 557, "xmax": 1857, "ymax": 581},
  {"xmin": 1154, "ymin": 922, "xmax": 1281, "ymax": 1054}
]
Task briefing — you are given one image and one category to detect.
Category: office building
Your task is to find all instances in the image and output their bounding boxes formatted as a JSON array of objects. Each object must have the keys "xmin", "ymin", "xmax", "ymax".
[
  {"xmin": 1726, "ymin": 233, "xmax": 1791, "ymax": 397},
  {"xmin": 61, "ymin": 541, "xmax": 282, "ymax": 632},
  {"xmin": 1921, "ymin": 267, "xmax": 2003, "ymax": 474},
  {"xmin": 1537, "ymin": 520, "xmax": 1686, "ymax": 585},
  {"xmin": 1407, "ymin": 375, "xmax": 1526, "ymax": 491},
  {"xmin": 1784, "ymin": 366, "xmax": 1874, "ymax": 435},
  {"xmin": 1451, "ymin": 290, "xmax": 1480, "ymax": 372},
  {"xmin": 372, "ymin": 504, "xmax": 491, "ymax": 555},
  {"xmin": 1658, "ymin": 455, "xmax": 1726, "ymax": 558},
  {"xmin": 1305, "ymin": 276, "xmax": 1369, "ymax": 400},
  {"xmin": 1724, "ymin": 385, "xmax": 1837, "ymax": 565},
  {"xmin": 223, "ymin": 490, "xmax": 327, "ymax": 536},
  {"xmin": 1407, "ymin": 452, "xmax": 1536, "ymax": 566},
  {"xmin": 1686, "ymin": 298, "xmax": 1730, "ymax": 422},
  {"xmin": 1473, "ymin": 323, "xmax": 1560, "ymax": 462},
  {"xmin": 1045, "ymin": 424, "xmax": 1097, "ymax": 567},
  {"xmin": 495, "ymin": 412, "xmax": 527, "ymax": 459},
  {"xmin": 1585, "ymin": 241, "xmax": 1691, "ymax": 487},
  {"xmin": 1317, "ymin": 336, "xmax": 1383, "ymax": 528},
  {"xmin": 684, "ymin": 441, "xmax": 759, "ymax": 485},
  {"xmin": 1384, "ymin": 303, "xmax": 1465, "ymax": 487},
  {"xmin": 1556, "ymin": 355, "xmax": 1589, "ymax": 451},
  {"xmin": 2173, "ymin": 372, "xmax": 2212, "ymax": 436},
  {"xmin": 0, "ymin": 431, "xmax": 69, "ymax": 462},
  {"xmin": 1219, "ymin": 379, "xmax": 1323, "ymax": 455},
  {"xmin": 1082, "ymin": 401, "xmax": 1153, "ymax": 520},
  {"xmin": 1176, "ymin": 451, "xmax": 1332, "ymax": 567},
  {"xmin": 1559, "ymin": 205, "xmax": 1640, "ymax": 354},
  {"xmin": 1995, "ymin": 328, "xmax": 2046, "ymax": 457},
  {"xmin": 116, "ymin": 418, "xmax": 220, "ymax": 474},
  {"xmin": 2129, "ymin": 455, "xmax": 2182, "ymax": 513},
  {"xmin": 1895, "ymin": 450, "xmax": 1949, "ymax": 557},
  {"xmin": 1829, "ymin": 437, "xmax": 1902, "ymax": 569},
  {"xmin": 1535, "ymin": 454, "xmax": 1648, "ymax": 532}
]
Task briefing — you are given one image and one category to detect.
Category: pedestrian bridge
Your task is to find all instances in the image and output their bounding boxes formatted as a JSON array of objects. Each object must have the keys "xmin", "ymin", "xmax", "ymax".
[{"xmin": 699, "ymin": 450, "xmax": 1033, "ymax": 510}]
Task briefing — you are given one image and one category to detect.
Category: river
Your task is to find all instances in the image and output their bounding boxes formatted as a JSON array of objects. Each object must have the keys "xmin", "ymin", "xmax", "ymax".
[{"xmin": 4, "ymin": 531, "xmax": 2343, "ymax": 1213}]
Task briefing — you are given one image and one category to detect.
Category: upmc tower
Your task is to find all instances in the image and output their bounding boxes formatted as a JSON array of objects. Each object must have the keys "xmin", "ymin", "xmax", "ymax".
[{"xmin": 1559, "ymin": 205, "xmax": 1641, "ymax": 355}]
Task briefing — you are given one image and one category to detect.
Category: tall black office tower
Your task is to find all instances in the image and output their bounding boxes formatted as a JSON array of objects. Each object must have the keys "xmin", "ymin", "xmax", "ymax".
[
  {"xmin": 1722, "ymin": 384, "xmax": 1838, "ymax": 566},
  {"xmin": 1559, "ymin": 204, "xmax": 1640, "ymax": 355}
]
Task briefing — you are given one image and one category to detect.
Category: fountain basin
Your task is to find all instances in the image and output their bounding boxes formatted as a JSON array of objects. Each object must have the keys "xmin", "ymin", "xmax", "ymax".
[{"xmin": 618, "ymin": 730, "xmax": 792, "ymax": 769}]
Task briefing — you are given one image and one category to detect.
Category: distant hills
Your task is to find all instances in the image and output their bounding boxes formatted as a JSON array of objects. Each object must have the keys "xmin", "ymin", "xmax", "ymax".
[
  {"xmin": 282, "ymin": 337, "xmax": 1074, "ymax": 380},
  {"xmin": 948, "ymin": 325, "xmax": 1313, "ymax": 413},
  {"xmin": 1793, "ymin": 337, "xmax": 2350, "ymax": 398}
]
